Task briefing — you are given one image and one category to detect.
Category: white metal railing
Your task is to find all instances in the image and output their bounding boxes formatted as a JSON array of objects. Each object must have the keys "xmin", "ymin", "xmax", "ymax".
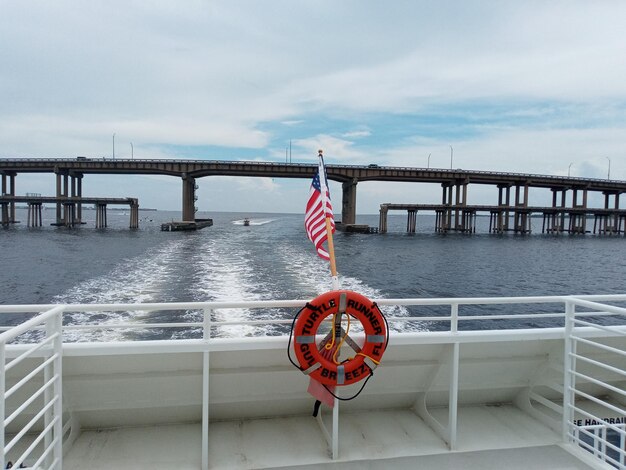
[
  {"xmin": 565, "ymin": 298, "xmax": 626, "ymax": 469},
  {"xmin": 0, "ymin": 305, "xmax": 63, "ymax": 470},
  {"xmin": 574, "ymin": 424, "xmax": 626, "ymax": 469},
  {"xmin": 1, "ymin": 294, "xmax": 625, "ymax": 340},
  {"xmin": 0, "ymin": 294, "xmax": 625, "ymax": 469}
]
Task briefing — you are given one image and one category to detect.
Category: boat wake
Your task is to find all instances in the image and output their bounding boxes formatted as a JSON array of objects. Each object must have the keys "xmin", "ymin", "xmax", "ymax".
[
  {"xmin": 43, "ymin": 224, "xmax": 424, "ymax": 342},
  {"xmin": 276, "ymin": 245, "xmax": 425, "ymax": 333},
  {"xmin": 52, "ymin": 238, "xmax": 192, "ymax": 342},
  {"xmin": 232, "ymin": 218, "xmax": 276, "ymax": 226},
  {"xmin": 186, "ymin": 236, "xmax": 285, "ymax": 338}
]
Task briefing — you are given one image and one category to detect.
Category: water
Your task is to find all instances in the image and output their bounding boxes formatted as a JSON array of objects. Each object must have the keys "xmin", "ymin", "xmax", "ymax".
[{"xmin": 1, "ymin": 208, "xmax": 625, "ymax": 337}]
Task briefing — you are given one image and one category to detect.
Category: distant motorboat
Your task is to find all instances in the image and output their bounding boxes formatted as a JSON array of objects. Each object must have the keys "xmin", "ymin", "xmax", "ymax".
[{"xmin": 243, "ymin": 218, "xmax": 250, "ymax": 226}]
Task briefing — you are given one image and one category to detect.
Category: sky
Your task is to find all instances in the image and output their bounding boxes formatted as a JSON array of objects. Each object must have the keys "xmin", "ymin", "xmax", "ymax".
[{"xmin": 1, "ymin": 1, "xmax": 626, "ymax": 215}]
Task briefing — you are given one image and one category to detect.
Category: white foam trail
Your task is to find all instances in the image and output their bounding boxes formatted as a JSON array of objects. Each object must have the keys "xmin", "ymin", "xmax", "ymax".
[
  {"xmin": 47, "ymin": 226, "xmax": 424, "ymax": 341},
  {"xmin": 232, "ymin": 218, "xmax": 276, "ymax": 226},
  {"xmin": 277, "ymin": 244, "xmax": 425, "ymax": 332},
  {"xmin": 190, "ymin": 236, "xmax": 283, "ymax": 337},
  {"xmin": 53, "ymin": 239, "xmax": 191, "ymax": 342}
]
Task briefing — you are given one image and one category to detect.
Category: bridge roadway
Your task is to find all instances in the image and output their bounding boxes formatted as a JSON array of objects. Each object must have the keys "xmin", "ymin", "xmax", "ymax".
[{"xmin": 1, "ymin": 158, "xmax": 626, "ymax": 225}]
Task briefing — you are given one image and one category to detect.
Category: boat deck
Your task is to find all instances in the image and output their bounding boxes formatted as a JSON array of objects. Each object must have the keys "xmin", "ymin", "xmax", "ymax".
[
  {"xmin": 2, "ymin": 295, "xmax": 624, "ymax": 469},
  {"xmin": 61, "ymin": 405, "xmax": 595, "ymax": 469}
]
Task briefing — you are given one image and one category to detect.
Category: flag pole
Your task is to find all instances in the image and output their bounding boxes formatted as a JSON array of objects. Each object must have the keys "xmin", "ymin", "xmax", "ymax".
[{"xmin": 318, "ymin": 149, "xmax": 339, "ymax": 290}]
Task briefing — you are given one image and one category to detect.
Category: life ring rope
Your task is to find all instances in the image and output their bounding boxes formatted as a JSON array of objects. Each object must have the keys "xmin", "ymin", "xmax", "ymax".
[
  {"xmin": 325, "ymin": 311, "xmax": 351, "ymax": 365},
  {"xmin": 354, "ymin": 351, "xmax": 380, "ymax": 365}
]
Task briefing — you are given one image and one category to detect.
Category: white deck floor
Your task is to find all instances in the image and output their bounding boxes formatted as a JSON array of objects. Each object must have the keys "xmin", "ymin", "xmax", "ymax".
[{"xmin": 61, "ymin": 404, "xmax": 597, "ymax": 469}]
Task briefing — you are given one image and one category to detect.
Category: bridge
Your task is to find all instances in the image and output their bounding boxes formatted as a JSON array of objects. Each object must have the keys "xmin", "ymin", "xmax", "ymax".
[
  {"xmin": 1, "ymin": 158, "xmax": 625, "ymax": 227},
  {"xmin": 378, "ymin": 203, "xmax": 626, "ymax": 235},
  {"xmin": 0, "ymin": 195, "xmax": 139, "ymax": 228}
]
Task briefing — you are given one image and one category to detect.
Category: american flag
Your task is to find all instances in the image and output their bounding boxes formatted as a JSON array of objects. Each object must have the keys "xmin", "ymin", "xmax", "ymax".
[{"xmin": 305, "ymin": 159, "xmax": 335, "ymax": 260}]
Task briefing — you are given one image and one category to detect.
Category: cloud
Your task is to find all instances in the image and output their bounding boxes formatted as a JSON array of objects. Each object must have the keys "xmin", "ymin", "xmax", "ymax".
[
  {"xmin": 342, "ymin": 130, "xmax": 371, "ymax": 138},
  {"xmin": 0, "ymin": 115, "xmax": 269, "ymax": 158},
  {"xmin": 2, "ymin": 1, "xmax": 626, "ymax": 212},
  {"xmin": 293, "ymin": 135, "xmax": 365, "ymax": 162}
]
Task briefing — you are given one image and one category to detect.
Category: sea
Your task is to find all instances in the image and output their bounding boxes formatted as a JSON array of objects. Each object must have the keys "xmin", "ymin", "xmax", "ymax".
[{"xmin": 1, "ymin": 207, "xmax": 625, "ymax": 339}]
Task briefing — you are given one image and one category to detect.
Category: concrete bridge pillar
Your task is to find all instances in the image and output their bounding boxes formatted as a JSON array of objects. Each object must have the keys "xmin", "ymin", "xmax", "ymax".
[
  {"xmin": 453, "ymin": 180, "xmax": 468, "ymax": 230},
  {"xmin": 406, "ymin": 209, "xmax": 417, "ymax": 233},
  {"xmin": 571, "ymin": 188, "xmax": 588, "ymax": 208},
  {"xmin": 341, "ymin": 178, "xmax": 358, "ymax": 225},
  {"xmin": 27, "ymin": 202, "xmax": 43, "ymax": 227},
  {"xmin": 130, "ymin": 199, "xmax": 139, "ymax": 229},
  {"xmin": 0, "ymin": 202, "xmax": 7, "ymax": 226},
  {"xmin": 548, "ymin": 188, "xmax": 568, "ymax": 233},
  {"xmin": 569, "ymin": 187, "xmax": 588, "ymax": 233},
  {"xmin": 1, "ymin": 172, "xmax": 8, "ymax": 226},
  {"xmin": 1, "ymin": 171, "xmax": 17, "ymax": 223},
  {"xmin": 70, "ymin": 172, "xmax": 83, "ymax": 224},
  {"xmin": 55, "ymin": 169, "xmax": 70, "ymax": 225},
  {"xmin": 63, "ymin": 202, "xmax": 76, "ymax": 227},
  {"xmin": 95, "ymin": 203, "xmax": 108, "ymax": 228},
  {"xmin": 495, "ymin": 184, "xmax": 512, "ymax": 233},
  {"xmin": 440, "ymin": 183, "xmax": 453, "ymax": 231},
  {"xmin": 182, "ymin": 173, "xmax": 196, "ymax": 222},
  {"xmin": 513, "ymin": 184, "xmax": 530, "ymax": 233},
  {"xmin": 378, "ymin": 205, "xmax": 388, "ymax": 233},
  {"xmin": 602, "ymin": 191, "xmax": 621, "ymax": 233}
]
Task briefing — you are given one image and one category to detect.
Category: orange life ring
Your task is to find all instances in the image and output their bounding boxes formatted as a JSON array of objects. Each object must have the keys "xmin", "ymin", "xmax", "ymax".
[{"xmin": 293, "ymin": 290, "xmax": 388, "ymax": 386}]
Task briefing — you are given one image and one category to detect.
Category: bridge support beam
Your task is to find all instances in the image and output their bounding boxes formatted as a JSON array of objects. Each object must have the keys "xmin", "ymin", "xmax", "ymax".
[
  {"xmin": 461, "ymin": 209, "xmax": 476, "ymax": 233},
  {"xmin": 1, "ymin": 171, "xmax": 17, "ymax": 224},
  {"xmin": 598, "ymin": 191, "xmax": 621, "ymax": 234},
  {"xmin": 182, "ymin": 174, "xmax": 197, "ymax": 222},
  {"xmin": 1, "ymin": 173, "xmax": 8, "ymax": 227},
  {"xmin": 70, "ymin": 172, "xmax": 83, "ymax": 225},
  {"xmin": 378, "ymin": 205, "xmax": 388, "ymax": 233},
  {"xmin": 546, "ymin": 188, "xmax": 568, "ymax": 233},
  {"xmin": 438, "ymin": 181, "xmax": 468, "ymax": 232},
  {"xmin": 0, "ymin": 202, "xmax": 7, "ymax": 227},
  {"xmin": 341, "ymin": 179, "xmax": 357, "ymax": 225},
  {"xmin": 513, "ymin": 184, "xmax": 531, "ymax": 233},
  {"xmin": 63, "ymin": 202, "xmax": 76, "ymax": 227},
  {"xmin": 569, "ymin": 188, "xmax": 588, "ymax": 234},
  {"xmin": 439, "ymin": 183, "xmax": 452, "ymax": 232},
  {"xmin": 406, "ymin": 209, "xmax": 417, "ymax": 233},
  {"xmin": 55, "ymin": 169, "xmax": 70, "ymax": 225},
  {"xmin": 453, "ymin": 181, "xmax": 468, "ymax": 230},
  {"xmin": 95, "ymin": 203, "xmax": 108, "ymax": 228},
  {"xmin": 27, "ymin": 202, "xmax": 43, "ymax": 227},
  {"xmin": 493, "ymin": 184, "xmax": 512, "ymax": 233},
  {"xmin": 54, "ymin": 171, "xmax": 86, "ymax": 228},
  {"xmin": 130, "ymin": 199, "xmax": 139, "ymax": 229}
]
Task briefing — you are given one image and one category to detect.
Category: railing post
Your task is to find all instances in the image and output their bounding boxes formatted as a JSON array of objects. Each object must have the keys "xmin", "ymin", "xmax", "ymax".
[
  {"xmin": 203, "ymin": 307, "xmax": 212, "ymax": 341},
  {"xmin": 1, "ymin": 343, "xmax": 5, "ymax": 470},
  {"xmin": 44, "ymin": 317, "xmax": 54, "ymax": 468},
  {"xmin": 450, "ymin": 303, "xmax": 459, "ymax": 333},
  {"xmin": 332, "ymin": 397, "xmax": 339, "ymax": 459},
  {"xmin": 447, "ymin": 342, "xmax": 459, "ymax": 450},
  {"xmin": 202, "ymin": 308, "xmax": 212, "ymax": 470},
  {"xmin": 562, "ymin": 299, "xmax": 575, "ymax": 443},
  {"xmin": 53, "ymin": 310, "xmax": 63, "ymax": 469},
  {"xmin": 619, "ymin": 425, "xmax": 626, "ymax": 466}
]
